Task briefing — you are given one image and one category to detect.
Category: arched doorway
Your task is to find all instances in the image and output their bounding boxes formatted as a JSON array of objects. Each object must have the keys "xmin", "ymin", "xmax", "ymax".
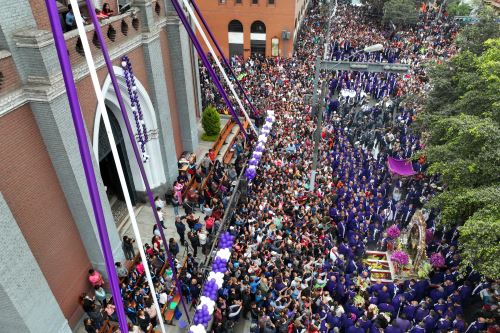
[
  {"xmin": 93, "ymin": 66, "xmax": 167, "ymax": 202},
  {"xmin": 98, "ymin": 107, "xmax": 137, "ymax": 205},
  {"xmin": 250, "ymin": 20, "xmax": 266, "ymax": 57},
  {"xmin": 228, "ymin": 19, "xmax": 244, "ymax": 58}
]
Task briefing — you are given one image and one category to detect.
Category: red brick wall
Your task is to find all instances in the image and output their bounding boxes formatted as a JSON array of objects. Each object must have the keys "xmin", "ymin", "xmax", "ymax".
[
  {"xmin": 0, "ymin": 104, "xmax": 92, "ymax": 327},
  {"xmin": 0, "ymin": 55, "xmax": 22, "ymax": 96},
  {"xmin": 196, "ymin": 0, "xmax": 297, "ymax": 58}
]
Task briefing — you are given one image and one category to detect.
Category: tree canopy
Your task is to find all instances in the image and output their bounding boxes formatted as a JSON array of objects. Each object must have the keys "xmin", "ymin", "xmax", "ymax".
[
  {"xmin": 383, "ymin": 0, "xmax": 419, "ymax": 27},
  {"xmin": 419, "ymin": 24, "xmax": 500, "ymax": 278}
]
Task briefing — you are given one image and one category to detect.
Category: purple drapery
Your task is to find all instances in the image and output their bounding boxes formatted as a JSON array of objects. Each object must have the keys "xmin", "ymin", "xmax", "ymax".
[
  {"xmin": 83, "ymin": 0, "xmax": 191, "ymax": 322},
  {"xmin": 44, "ymin": 1, "xmax": 128, "ymax": 331},
  {"xmin": 387, "ymin": 157, "xmax": 416, "ymax": 176}
]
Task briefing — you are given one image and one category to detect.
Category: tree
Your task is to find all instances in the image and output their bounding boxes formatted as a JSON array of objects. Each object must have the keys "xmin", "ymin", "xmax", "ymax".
[
  {"xmin": 383, "ymin": 0, "xmax": 419, "ymax": 27},
  {"xmin": 458, "ymin": 207, "xmax": 500, "ymax": 279},
  {"xmin": 446, "ymin": 0, "xmax": 472, "ymax": 16},
  {"xmin": 456, "ymin": 7, "xmax": 500, "ymax": 55},
  {"xmin": 421, "ymin": 114, "xmax": 500, "ymax": 190},
  {"xmin": 202, "ymin": 105, "xmax": 221, "ymax": 137},
  {"xmin": 424, "ymin": 38, "xmax": 500, "ymax": 123},
  {"xmin": 418, "ymin": 33, "xmax": 500, "ymax": 279}
]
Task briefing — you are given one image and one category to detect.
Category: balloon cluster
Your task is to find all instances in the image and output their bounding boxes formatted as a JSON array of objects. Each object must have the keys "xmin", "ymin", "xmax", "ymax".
[
  {"xmin": 122, "ymin": 55, "xmax": 149, "ymax": 159},
  {"xmin": 218, "ymin": 232, "xmax": 235, "ymax": 249},
  {"xmin": 188, "ymin": 232, "xmax": 235, "ymax": 332},
  {"xmin": 245, "ymin": 110, "xmax": 275, "ymax": 182},
  {"xmin": 212, "ymin": 257, "xmax": 228, "ymax": 273},
  {"xmin": 202, "ymin": 279, "xmax": 218, "ymax": 300},
  {"xmin": 193, "ymin": 305, "xmax": 210, "ymax": 326}
]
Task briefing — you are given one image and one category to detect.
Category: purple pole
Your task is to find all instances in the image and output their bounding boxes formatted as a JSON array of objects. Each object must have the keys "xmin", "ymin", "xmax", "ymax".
[
  {"xmin": 44, "ymin": 1, "xmax": 128, "ymax": 331},
  {"xmin": 83, "ymin": 0, "xmax": 191, "ymax": 323},
  {"xmin": 189, "ymin": 0, "xmax": 259, "ymax": 118},
  {"xmin": 169, "ymin": 0, "xmax": 248, "ymax": 138}
]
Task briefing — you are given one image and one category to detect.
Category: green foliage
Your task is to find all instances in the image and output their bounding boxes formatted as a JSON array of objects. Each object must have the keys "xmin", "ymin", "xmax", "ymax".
[
  {"xmin": 201, "ymin": 105, "xmax": 221, "ymax": 136},
  {"xmin": 456, "ymin": 7, "xmax": 500, "ymax": 55},
  {"xmin": 420, "ymin": 32, "xmax": 500, "ymax": 278},
  {"xmin": 424, "ymin": 38, "xmax": 500, "ymax": 123},
  {"xmin": 427, "ymin": 185, "xmax": 500, "ymax": 226},
  {"xmin": 458, "ymin": 206, "xmax": 500, "ymax": 279},
  {"xmin": 201, "ymin": 133, "xmax": 218, "ymax": 142},
  {"xmin": 383, "ymin": 0, "xmax": 419, "ymax": 27},
  {"xmin": 446, "ymin": 0, "xmax": 472, "ymax": 16},
  {"xmin": 421, "ymin": 114, "xmax": 500, "ymax": 189}
]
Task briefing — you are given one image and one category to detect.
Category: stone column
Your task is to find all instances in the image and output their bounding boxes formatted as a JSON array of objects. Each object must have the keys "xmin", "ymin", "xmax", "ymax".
[
  {"xmin": 12, "ymin": 30, "xmax": 124, "ymax": 275},
  {"xmin": 0, "ymin": 193, "xmax": 72, "ymax": 333},
  {"xmin": 134, "ymin": 0, "xmax": 179, "ymax": 187},
  {"xmin": 164, "ymin": 12, "xmax": 199, "ymax": 152}
]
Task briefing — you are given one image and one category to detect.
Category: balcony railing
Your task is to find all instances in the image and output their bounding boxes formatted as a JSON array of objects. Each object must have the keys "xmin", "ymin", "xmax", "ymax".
[{"xmin": 64, "ymin": 8, "xmax": 142, "ymax": 69}]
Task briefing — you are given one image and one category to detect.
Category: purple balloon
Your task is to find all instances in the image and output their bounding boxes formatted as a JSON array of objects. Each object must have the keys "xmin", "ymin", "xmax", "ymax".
[
  {"xmin": 255, "ymin": 145, "xmax": 265, "ymax": 153},
  {"xmin": 249, "ymin": 158, "xmax": 259, "ymax": 166}
]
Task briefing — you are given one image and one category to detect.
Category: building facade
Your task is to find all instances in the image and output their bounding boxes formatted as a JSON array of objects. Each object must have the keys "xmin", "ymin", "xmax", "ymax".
[
  {"xmin": 196, "ymin": 0, "xmax": 312, "ymax": 59},
  {"xmin": 0, "ymin": 0, "xmax": 201, "ymax": 330}
]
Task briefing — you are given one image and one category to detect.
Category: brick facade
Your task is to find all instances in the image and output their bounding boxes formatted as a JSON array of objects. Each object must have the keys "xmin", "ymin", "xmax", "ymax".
[
  {"xmin": 196, "ymin": 0, "xmax": 311, "ymax": 58},
  {"xmin": 0, "ymin": 0, "xmax": 201, "ymax": 328},
  {"xmin": 0, "ymin": 104, "xmax": 92, "ymax": 327}
]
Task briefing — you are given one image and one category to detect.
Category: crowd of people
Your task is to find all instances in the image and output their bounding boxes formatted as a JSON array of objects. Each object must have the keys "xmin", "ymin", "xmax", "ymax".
[
  {"xmin": 197, "ymin": 1, "xmax": 499, "ymax": 333},
  {"xmin": 80, "ymin": 1, "xmax": 499, "ymax": 332}
]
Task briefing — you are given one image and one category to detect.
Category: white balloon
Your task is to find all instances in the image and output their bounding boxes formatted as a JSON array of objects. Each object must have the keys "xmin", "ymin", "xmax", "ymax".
[
  {"xmin": 216, "ymin": 248, "xmax": 231, "ymax": 261},
  {"xmin": 189, "ymin": 324, "xmax": 207, "ymax": 333},
  {"xmin": 121, "ymin": 61, "xmax": 127, "ymax": 68}
]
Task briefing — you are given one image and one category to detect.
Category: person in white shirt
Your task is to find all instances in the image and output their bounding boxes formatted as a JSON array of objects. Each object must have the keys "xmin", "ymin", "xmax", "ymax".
[
  {"xmin": 198, "ymin": 230, "xmax": 208, "ymax": 255},
  {"xmin": 154, "ymin": 196, "xmax": 165, "ymax": 209},
  {"xmin": 156, "ymin": 207, "xmax": 166, "ymax": 229}
]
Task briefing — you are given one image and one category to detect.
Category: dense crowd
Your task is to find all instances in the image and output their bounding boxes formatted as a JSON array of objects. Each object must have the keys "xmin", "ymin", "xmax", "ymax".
[
  {"xmin": 198, "ymin": 1, "xmax": 499, "ymax": 333},
  {"xmin": 81, "ymin": 1, "xmax": 499, "ymax": 333}
]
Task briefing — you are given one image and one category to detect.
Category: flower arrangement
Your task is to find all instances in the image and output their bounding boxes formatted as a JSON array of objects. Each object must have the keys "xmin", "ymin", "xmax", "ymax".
[
  {"xmin": 390, "ymin": 250, "xmax": 410, "ymax": 266},
  {"xmin": 430, "ymin": 252, "xmax": 445, "ymax": 268},
  {"xmin": 387, "ymin": 225, "xmax": 401, "ymax": 239},
  {"xmin": 417, "ymin": 261, "xmax": 432, "ymax": 279},
  {"xmin": 353, "ymin": 295, "xmax": 365, "ymax": 307},
  {"xmin": 188, "ymin": 232, "xmax": 235, "ymax": 333}
]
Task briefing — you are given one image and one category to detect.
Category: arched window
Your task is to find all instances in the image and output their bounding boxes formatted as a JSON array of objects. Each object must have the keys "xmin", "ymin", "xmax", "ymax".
[
  {"xmin": 250, "ymin": 21, "xmax": 266, "ymax": 57},
  {"xmin": 228, "ymin": 20, "xmax": 243, "ymax": 33},
  {"xmin": 250, "ymin": 20, "xmax": 266, "ymax": 34},
  {"xmin": 228, "ymin": 20, "xmax": 244, "ymax": 58}
]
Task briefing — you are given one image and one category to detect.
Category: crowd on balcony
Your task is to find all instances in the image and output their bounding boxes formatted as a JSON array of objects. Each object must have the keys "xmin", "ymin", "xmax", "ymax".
[
  {"xmin": 197, "ymin": 1, "xmax": 499, "ymax": 333},
  {"xmin": 64, "ymin": 2, "xmax": 114, "ymax": 32}
]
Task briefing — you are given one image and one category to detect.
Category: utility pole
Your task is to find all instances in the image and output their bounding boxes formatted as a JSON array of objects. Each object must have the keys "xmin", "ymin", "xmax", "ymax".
[
  {"xmin": 309, "ymin": 57, "xmax": 324, "ymax": 191},
  {"xmin": 308, "ymin": 57, "xmax": 410, "ymax": 191}
]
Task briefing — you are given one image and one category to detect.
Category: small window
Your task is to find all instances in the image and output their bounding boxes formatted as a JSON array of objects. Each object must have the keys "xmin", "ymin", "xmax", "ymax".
[
  {"xmin": 268, "ymin": 0, "xmax": 275, "ymax": 4},
  {"xmin": 219, "ymin": 0, "xmax": 226, "ymax": 4},
  {"xmin": 235, "ymin": 0, "xmax": 242, "ymax": 3},
  {"xmin": 252, "ymin": 0, "xmax": 258, "ymax": 4}
]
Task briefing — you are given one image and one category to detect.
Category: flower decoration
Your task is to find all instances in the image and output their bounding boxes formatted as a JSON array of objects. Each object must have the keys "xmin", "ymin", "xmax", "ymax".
[
  {"xmin": 390, "ymin": 250, "xmax": 409, "ymax": 266},
  {"xmin": 386, "ymin": 225, "xmax": 401, "ymax": 239},
  {"xmin": 429, "ymin": 253, "xmax": 445, "ymax": 268}
]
